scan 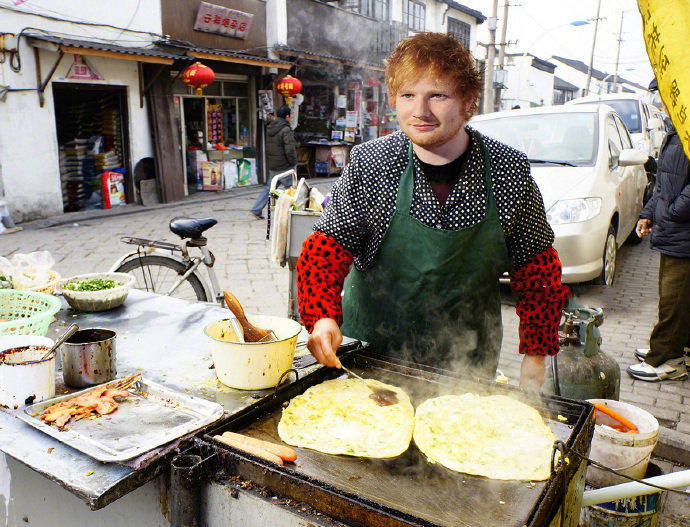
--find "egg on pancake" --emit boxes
[414,393,555,480]
[278,378,414,458]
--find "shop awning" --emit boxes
[27,35,186,65]
[184,47,291,69]
[26,34,292,69]
[275,47,385,72]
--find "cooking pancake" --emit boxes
[414,393,555,480]
[278,378,414,458]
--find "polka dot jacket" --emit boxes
[297,128,571,356]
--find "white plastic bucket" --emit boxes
[586,399,659,488]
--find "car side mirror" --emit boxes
[619,148,648,166]
[647,117,662,131]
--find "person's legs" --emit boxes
[646,254,690,366]
[628,253,690,380]
[250,183,270,218]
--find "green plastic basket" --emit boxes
[0,290,62,336]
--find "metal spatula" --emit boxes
[341,365,399,406]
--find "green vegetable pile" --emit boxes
[64,278,122,292]
[0,275,12,289]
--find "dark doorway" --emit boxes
[52,83,131,212]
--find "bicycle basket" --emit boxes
[0,290,62,336]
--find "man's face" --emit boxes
[395,75,473,154]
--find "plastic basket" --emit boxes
[0,290,62,336]
[21,270,61,295]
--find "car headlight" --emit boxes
[546,198,602,224]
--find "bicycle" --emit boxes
[111,169,298,304]
[110,216,223,304]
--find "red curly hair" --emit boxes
[385,33,482,119]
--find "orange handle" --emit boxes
[593,402,638,433]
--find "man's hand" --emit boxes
[307,318,343,368]
[636,219,652,237]
[519,355,546,391]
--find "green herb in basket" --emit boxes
[64,279,122,292]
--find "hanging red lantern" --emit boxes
[276,75,302,104]
[181,62,215,96]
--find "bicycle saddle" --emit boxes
[169,217,218,239]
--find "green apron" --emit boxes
[341,131,510,378]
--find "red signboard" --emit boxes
[193,2,253,40]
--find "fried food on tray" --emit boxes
[41,374,140,429]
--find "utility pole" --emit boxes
[497,1,510,69]
[613,11,624,93]
[482,0,498,114]
[495,1,511,111]
[585,0,603,96]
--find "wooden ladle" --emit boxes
[223,290,277,343]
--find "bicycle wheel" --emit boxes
[115,255,208,302]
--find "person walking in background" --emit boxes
[628,89,690,382]
[251,105,297,219]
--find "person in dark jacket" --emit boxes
[251,105,297,219]
[628,113,690,381]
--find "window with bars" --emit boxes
[447,17,471,49]
[403,0,425,32]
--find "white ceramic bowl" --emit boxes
[205,315,302,390]
[58,272,134,312]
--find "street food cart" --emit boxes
[0,290,594,526]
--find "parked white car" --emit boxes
[567,93,666,160]
[471,105,648,286]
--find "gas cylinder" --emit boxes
[542,306,620,400]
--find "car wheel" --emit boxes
[594,226,616,286]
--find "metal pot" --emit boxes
[205,315,301,390]
[60,328,116,388]
[0,336,56,408]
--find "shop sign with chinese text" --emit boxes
[193,2,253,40]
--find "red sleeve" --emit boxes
[296,231,354,332]
[509,247,571,356]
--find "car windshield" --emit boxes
[598,100,641,133]
[471,113,598,166]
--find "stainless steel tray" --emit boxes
[18,377,224,462]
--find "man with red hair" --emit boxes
[297,33,570,390]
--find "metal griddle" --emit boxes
[205,349,594,527]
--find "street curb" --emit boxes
[18,186,260,231]
[655,426,690,466]
[18,177,340,231]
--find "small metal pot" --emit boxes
[60,328,116,388]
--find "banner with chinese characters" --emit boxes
[193,2,253,40]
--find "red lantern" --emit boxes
[276,75,302,104]
[181,62,215,96]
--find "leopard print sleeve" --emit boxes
[296,231,354,332]
[509,246,571,356]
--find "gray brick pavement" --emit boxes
[2,180,690,499]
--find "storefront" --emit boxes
[52,83,130,212]
[172,71,257,193]
[275,50,390,176]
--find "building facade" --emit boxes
[1,0,487,222]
